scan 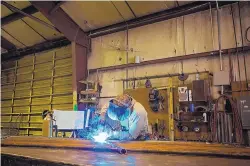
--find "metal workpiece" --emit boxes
[2,136,250,159]
[104,141,127,154]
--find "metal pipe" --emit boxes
[109,143,127,154]
[224,113,229,143]
[216,0,223,71]
[221,113,225,143]
[100,141,127,154]
[1,1,58,32]
[209,2,215,50]
[126,25,129,89]
[238,2,249,90]
[228,114,233,143]
[216,0,224,95]
[89,46,250,74]
[114,71,209,82]
[217,113,221,142]
[231,4,242,92]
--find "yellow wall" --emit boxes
[88,3,250,104]
[1,45,73,136]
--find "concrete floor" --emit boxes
[1,147,250,166]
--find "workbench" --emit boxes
[1,136,250,166]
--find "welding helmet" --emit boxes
[107,94,133,121]
[107,101,131,121]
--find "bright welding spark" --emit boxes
[93,132,109,143]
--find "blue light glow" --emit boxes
[93,132,109,143]
[113,131,118,136]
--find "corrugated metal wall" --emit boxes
[1,46,72,136]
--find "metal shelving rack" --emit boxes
[78,80,99,105]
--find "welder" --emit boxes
[99,94,149,141]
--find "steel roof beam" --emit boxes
[49,1,66,15]
[1,36,16,51]
[1,5,38,26]
[88,1,238,38]
[1,37,70,61]
[2,1,58,32]
[31,1,90,48]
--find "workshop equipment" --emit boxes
[79,80,100,109]
[182,126,189,132]
[192,80,209,101]
[42,110,53,137]
[42,119,53,137]
[237,96,250,145]
[145,79,152,88]
[213,71,230,86]
[188,90,192,101]
[193,126,201,133]
[159,120,166,139]
[178,73,189,81]
[42,110,87,138]
[212,95,243,144]
[203,113,208,123]
[148,88,164,112]
[178,87,189,102]
[85,109,91,128]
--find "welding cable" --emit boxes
[211,95,243,144]
[246,26,250,43]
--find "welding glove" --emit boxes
[119,131,132,141]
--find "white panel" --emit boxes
[53,110,85,130]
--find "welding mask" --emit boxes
[107,101,130,121]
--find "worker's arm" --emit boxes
[100,103,109,122]
[119,104,148,140]
[128,110,147,139]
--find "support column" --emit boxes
[72,42,88,110]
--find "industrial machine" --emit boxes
[238,96,250,145]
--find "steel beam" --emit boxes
[71,42,88,109]
[49,1,66,15]
[31,1,90,48]
[2,1,58,32]
[1,5,38,26]
[1,37,70,61]
[89,46,250,74]
[1,37,16,51]
[88,1,237,38]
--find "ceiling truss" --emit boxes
[1,1,238,61]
